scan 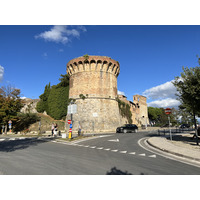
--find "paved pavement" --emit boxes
[1,129,200,163]
[147,133,200,162]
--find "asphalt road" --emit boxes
[0,132,200,175]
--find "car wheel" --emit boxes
[123,129,127,133]
[134,129,138,133]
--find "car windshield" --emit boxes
[125,124,135,127]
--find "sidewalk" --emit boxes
[147,133,200,162]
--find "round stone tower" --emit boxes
[66,55,121,133]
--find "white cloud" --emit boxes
[143,80,178,100]
[147,98,180,108]
[35,25,86,44]
[118,90,126,96]
[0,65,4,82]
[20,97,27,99]
[143,80,181,108]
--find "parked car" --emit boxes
[179,124,190,128]
[116,124,138,133]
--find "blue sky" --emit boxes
[1,25,200,108]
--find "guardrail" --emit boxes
[158,128,195,136]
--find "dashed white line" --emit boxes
[97,147,103,150]
[9,138,16,141]
[0,139,5,141]
[139,153,146,156]
[111,150,118,152]
[90,146,96,149]
[149,155,156,158]
[129,152,136,155]
[119,151,127,154]
[104,148,111,151]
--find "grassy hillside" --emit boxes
[29,113,65,133]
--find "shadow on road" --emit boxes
[0,137,56,152]
[106,167,145,175]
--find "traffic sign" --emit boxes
[69,124,72,129]
[165,108,172,115]
[69,128,72,132]
[68,120,72,124]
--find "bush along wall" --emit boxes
[117,98,132,124]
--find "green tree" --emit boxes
[148,107,163,125]
[0,85,23,133]
[47,86,69,120]
[36,83,51,113]
[36,74,70,120]
[13,113,40,133]
[173,65,200,145]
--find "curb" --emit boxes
[147,137,200,163]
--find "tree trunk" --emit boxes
[5,125,7,135]
[193,111,199,145]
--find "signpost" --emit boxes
[165,108,172,140]
[67,102,77,139]
[8,120,12,133]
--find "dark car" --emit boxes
[180,124,190,128]
[116,124,138,133]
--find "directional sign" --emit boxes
[165,108,172,115]
[67,104,77,114]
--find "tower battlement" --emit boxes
[67,55,120,77]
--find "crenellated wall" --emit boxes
[66,55,121,133]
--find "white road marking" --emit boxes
[9,138,16,141]
[84,145,89,147]
[90,146,96,148]
[139,153,146,156]
[129,152,136,155]
[0,139,5,141]
[19,137,25,140]
[97,147,103,149]
[111,150,118,152]
[108,139,119,142]
[138,137,200,168]
[119,151,127,154]
[149,155,156,158]
[104,148,110,151]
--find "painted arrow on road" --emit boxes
[108,139,119,142]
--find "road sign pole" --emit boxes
[168,116,172,140]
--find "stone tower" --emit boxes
[133,95,149,127]
[66,55,121,133]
